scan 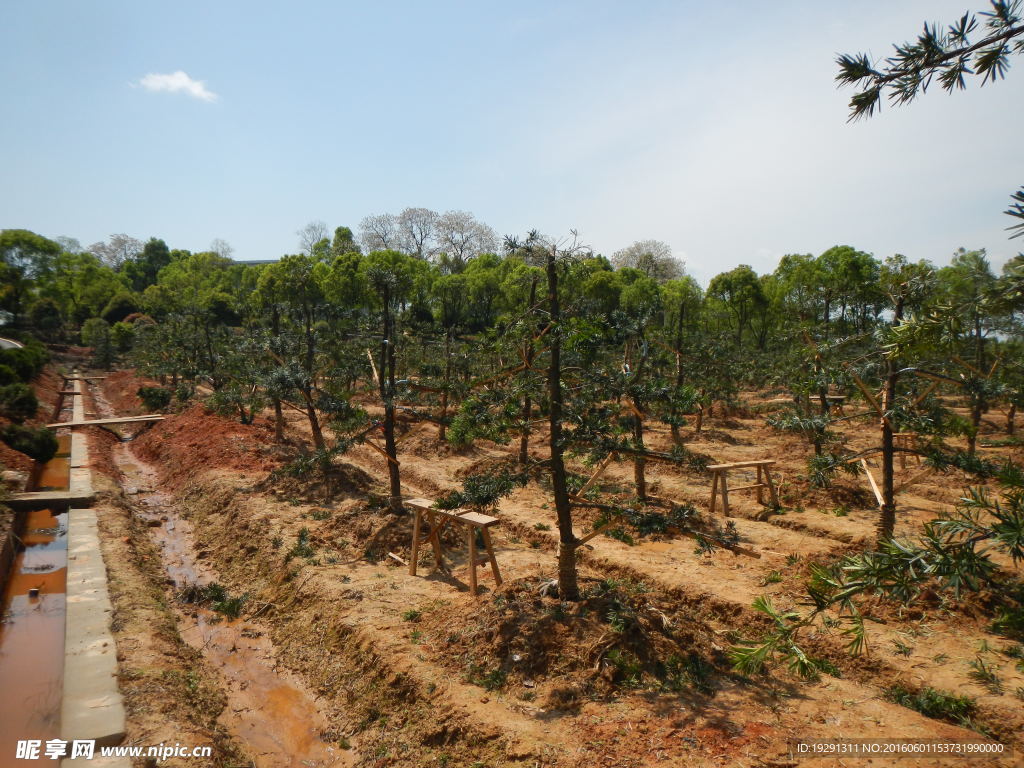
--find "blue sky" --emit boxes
[2,1,1023,286]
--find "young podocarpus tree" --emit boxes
[363,249,418,515]
[545,234,584,601]
[659,276,703,446]
[256,254,331,451]
[613,273,663,501]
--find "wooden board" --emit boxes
[404,497,436,511]
[707,460,775,470]
[46,415,164,428]
[8,490,96,509]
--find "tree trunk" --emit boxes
[274,400,284,442]
[877,297,904,542]
[968,400,982,455]
[383,401,402,512]
[632,410,647,501]
[518,394,532,465]
[306,394,326,451]
[518,276,538,466]
[301,301,324,450]
[438,331,451,442]
[1008,403,1016,435]
[547,246,579,601]
[815,355,828,456]
[271,306,285,442]
[379,288,404,514]
[670,300,686,447]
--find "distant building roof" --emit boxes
[235,259,279,267]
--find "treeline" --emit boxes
[3,223,1023,598]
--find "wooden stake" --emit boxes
[364,438,400,466]
[409,510,422,575]
[911,381,938,408]
[576,519,619,547]
[860,458,884,508]
[366,348,380,386]
[894,466,934,494]
[578,454,616,497]
[952,355,986,378]
[846,367,892,429]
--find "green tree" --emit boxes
[40,251,125,325]
[123,238,172,292]
[330,226,360,256]
[708,264,765,345]
[659,276,703,445]
[27,298,63,341]
[0,229,61,325]
[256,254,332,449]
[433,272,469,442]
[81,317,114,369]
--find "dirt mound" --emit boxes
[398,420,482,459]
[453,454,524,481]
[85,425,122,482]
[99,370,157,415]
[782,478,873,510]
[133,403,282,486]
[258,457,378,505]
[416,574,725,709]
[697,428,747,445]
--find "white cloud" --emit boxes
[138,71,217,102]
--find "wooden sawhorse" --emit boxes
[893,433,921,469]
[406,497,502,596]
[707,460,779,515]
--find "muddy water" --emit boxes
[0,435,72,767]
[110,441,349,767]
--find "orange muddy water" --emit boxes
[112,440,349,767]
[0,435,71,767]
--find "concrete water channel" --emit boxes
[1,373,353,766]
[0,374,122,767]
[0,442,70,764]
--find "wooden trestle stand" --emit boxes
[707,459,779,515]
[406,497,502,597]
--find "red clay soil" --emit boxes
[132,403,283,487]
[0,366,64,475]
[99,370,156,415]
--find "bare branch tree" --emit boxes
[88,234,143,269]
[359,213,399,252]
[611,239,684,282]
[209,238,234,259]
[54,236,84,254]
[296,220,329,256]
[397,207,439,259]
[435,210,498,271]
